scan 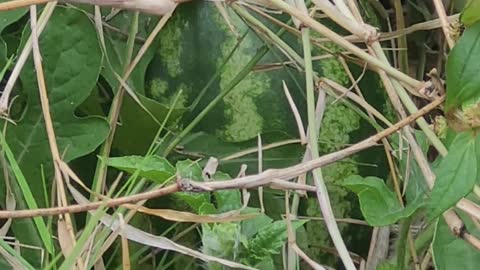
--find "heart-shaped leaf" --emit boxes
[0,7,109,262]
[343,175,423,226]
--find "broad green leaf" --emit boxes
[433,217,480,270]
[240,211,273,239]
[253,258,275,270]
[0,0,27,34]
[104,155,175,183]
[112,94,186,155]
[343,175,423,226]
[174,159,209,213]
[212,172,242,212]
[248,220,306,260]
[198,202,217,215]
[427,132,477,219]
[446,21,480,110]
[0,7,108,260]
[461,0,480,26]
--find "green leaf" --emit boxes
[427,132,477,219]
[212,172,242,212]
[248,220,306,260]
[112,94,186,155]
[173,159,209,213]
[446,21,480,110]
[0,7,108,260]
[0,0,27,34]
[104,155,175,183]
[201,222,243,265]
[433,217,480,270]
[461,0,480,26]
[240,211,273,239]
[343,175,423,226]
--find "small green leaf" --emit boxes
[240,211,273,239]
[446,21,480,110]
[461,0,480,26]
[104,155,175,183]
[433,217,480,270]
[248,220,306,260]
[212,172,242,212]
[427,132,477,219]
[201,222,242,264]
[343,175,423,226]
[174,160,209,213]
[0,0,27,34]
[175,159,203,180]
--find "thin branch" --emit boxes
[0,97,444,219]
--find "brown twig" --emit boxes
[0,0,181,15]
[432,0,455,49]
[0,97,444,219]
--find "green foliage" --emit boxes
[461,0,480,26]
[113,94,187,154]
[433,216,480,270]
[0,0,27,34]
[446,21,480,111]
[1,1,469,269]
[428,132,479,219]
[0,131,53,255]
[343,175,422,226]
[201,222,243,270]
[5,6,109,204]
[173,159,210,212]
[0,7,108,263]
[104,155,175,183]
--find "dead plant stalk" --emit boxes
[0,96,444,219]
